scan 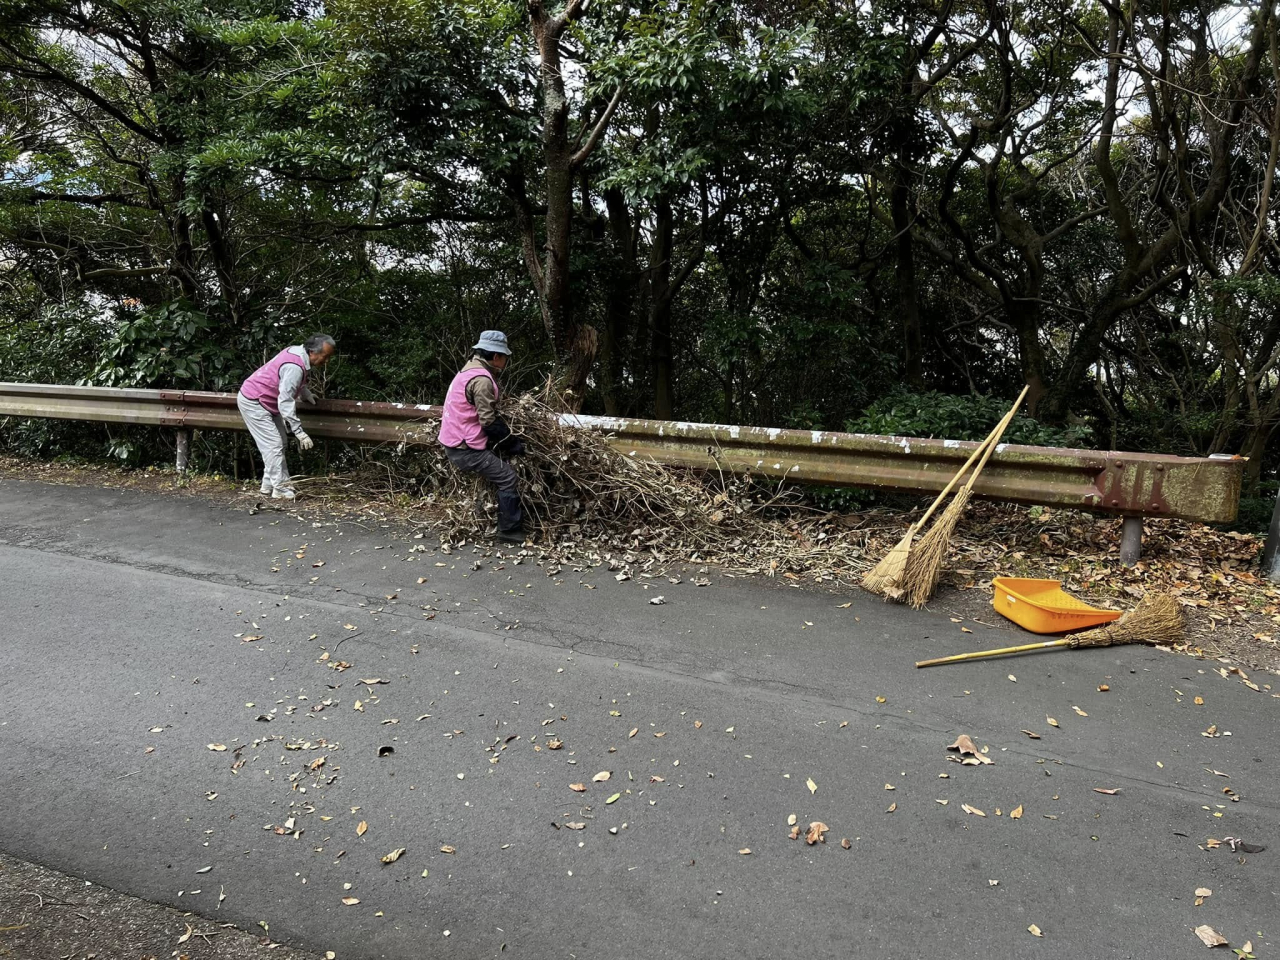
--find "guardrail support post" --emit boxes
[1120,515,1143,566]
[1264,485,1280,582]
[175,430,190,474]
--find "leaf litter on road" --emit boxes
[947,734,994,765]
[805,822,829,845]
[1194,925,1228,948]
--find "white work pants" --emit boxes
[237,392,292,492]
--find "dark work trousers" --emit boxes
[445,445,523,533]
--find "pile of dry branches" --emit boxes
[394,385,873,580]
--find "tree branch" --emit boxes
[570,83,624,168]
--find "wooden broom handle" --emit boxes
[916,637,1069,668]
[915,385,1031,529]
[957,384,1030,496]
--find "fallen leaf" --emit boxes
[841,838,851,849]
[1028,924,1043,938]
[1193,924,1227,948]
[649,596,665,605]
[805,821,829,845]
[936,799,949,805]
[312,561,325,568]
[876,696,887,703]
[947,734,994,764]
[606,793,621,804]
[547,738,563,750]
[359,678,388,685]
[886,802,897,813]
[206,744,227,752]
[1098,684,1110,692]
[380,847,406,864]
[884,783,895,791]
[1195,696,1205,705]
[1195,887,1212,897]
[628,728,638,738]
[806,777,817,795]
[787,814,797,826]
[738,848,752,855]
[1047,716,1059,728]
[178,924,193,944]
[569,783,586,792]
[694,721,703,729]
[341,896,360,906]
[962,804,987,817]
[1008,674,1017,682]
[593,771,611,782]
[1010,805,1023,819]
[1093,788,1121,795]
[1072,706,1088,717]
[356,821,368,837]
[565,822,586,830]
[440,845,456,854]
[961,627,973,633]
[788,825,801,840]
[1021,730,1041,740]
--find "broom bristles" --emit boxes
[1068,594,1184,648]
[899,488,972,609]
[862,528,914,596]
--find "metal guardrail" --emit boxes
[0,382,1243,547]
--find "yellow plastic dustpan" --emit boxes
[991,577,1123,635]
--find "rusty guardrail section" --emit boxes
[0,382,1241,525]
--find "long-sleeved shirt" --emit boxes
[277,346,315,435]
[461,356,500,426]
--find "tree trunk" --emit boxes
[649,197,675,420]
[891,174,924,390]
[523,1,607,408]
[601,186,637,416]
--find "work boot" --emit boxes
[496,528,526,545]
[496,490,523,537]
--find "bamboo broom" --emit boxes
[914,594,1184,668]
[895,386,1030,608]
[862,394,1027,597]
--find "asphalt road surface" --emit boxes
[0,478,1276,960]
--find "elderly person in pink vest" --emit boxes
[237,334,336,500]
[439,330,526,543]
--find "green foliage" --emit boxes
[1228,485,1277,535]
[90,304,238,390]
[848,392,1095,448]
[0,0,1276,501]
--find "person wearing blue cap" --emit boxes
[438,331,526,543]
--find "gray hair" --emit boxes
[304,333,336,355]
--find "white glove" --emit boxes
[296,431,314,451]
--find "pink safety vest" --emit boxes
[438,367,497,450]
[241,348,308,414]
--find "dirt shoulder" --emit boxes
[2,454,1277,673]
[0,853,324,960]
